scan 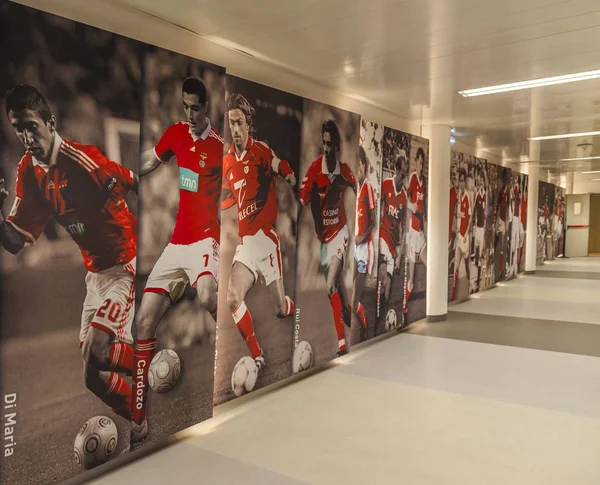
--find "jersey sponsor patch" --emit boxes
[179,167,199,193]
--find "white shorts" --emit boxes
[474,226,484,249]
[497,219,506,234]
[320,225,349,272]
[234,227,282,286]
[511,219,520,246]
[408,227,426,263]
[80,259,136,345]
[145,238,219,302]
[456,233,469,258]
[379,238,395,276]
[354,239,374,275]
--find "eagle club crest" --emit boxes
[199,152,208,168]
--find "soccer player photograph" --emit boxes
[508,173,521,278]
[298,119,357,357]
[495,168,510,282]
[1,83,138,418]
[131,75,224,447]
[472,167,487,292]
[215,77,302,403]
[378,152,408,331]
[452,168,472,301]
[449,163,459,291]
[404,146,428,317]
[295,101,360,365]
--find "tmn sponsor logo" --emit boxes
[180,167,199,193]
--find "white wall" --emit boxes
[571,173,600,195]
[565,194,591,257]
[15,0,421,137]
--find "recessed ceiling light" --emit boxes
[582,171,600,174]
[590,178,600,181]
[458,69,600,97]
[560,156,600,162]
[529,131,600,141]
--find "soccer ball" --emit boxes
[385,309,397,331]
[292,341,314,374]
[74,416,118,469]
[148,349,181,394]
[231,356,258,397]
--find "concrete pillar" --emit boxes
[425,124,451,321]
[525,141,540,273]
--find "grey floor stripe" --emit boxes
[408,311,600,358]
[530,270,600,280]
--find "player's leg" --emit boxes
[227,259,262,365]
[327,253,349,355]
[81,265,136,420]
[352,259,368,329]
[262,233,294,319]
[267,278,294,318]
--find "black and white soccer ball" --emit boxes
[385,309,398,331]
[74,416,118,469]
[292,341,314,374]
[148,349,181,394]
[231,356,258,397]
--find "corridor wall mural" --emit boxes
[0,3,431,483]
[536,181,566,264]
[448,153,528,303]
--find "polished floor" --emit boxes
[81,258,600,485]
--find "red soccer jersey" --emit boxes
[8,134,136,272]
[154,121,223,244]
[521,195,527,225]
[355,178,375,241]
[380,178,407,255]
[221,137,283,238]
[459,191,471,237]
[543,204,549,222]
[299,155,356,244]
[449,185,458,240]
[407,171,425,232]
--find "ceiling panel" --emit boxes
[115,0,600,185]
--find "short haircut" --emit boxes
[182,77,208,104]
[395,153,407,171]
[226,93,255,131]
[359,146,368,168]
[459,168,467,181]
[321,119,341,151]
[416,147,425,162]
[5,84,53,122]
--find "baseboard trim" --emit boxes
[525,270,536,275]
[427,313,448,323]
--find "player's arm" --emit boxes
[220,165,236,212]
[356,186,376,245]
[270,154,296,187]
[139,149,162,177]
[0,180,25,254]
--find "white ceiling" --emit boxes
[116,0,600,185]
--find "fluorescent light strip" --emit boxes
[582,171,600,174]
[459,69,600,97]
[560,156,600,162]
[529,131,600,141]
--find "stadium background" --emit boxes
[0,3,141,483]
[135,46,226,446]
[214,75,302,405]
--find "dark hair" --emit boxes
[395,153,407,171]
[459,168,467,181]
[321,119,341,151]
[182,77,207,104]
[359,146,368,168]
[5,84,53,122]
[416,147,425,162]
[226,93,255,132]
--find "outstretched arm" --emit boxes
[140,149,162,177]
[0,179,25,254]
